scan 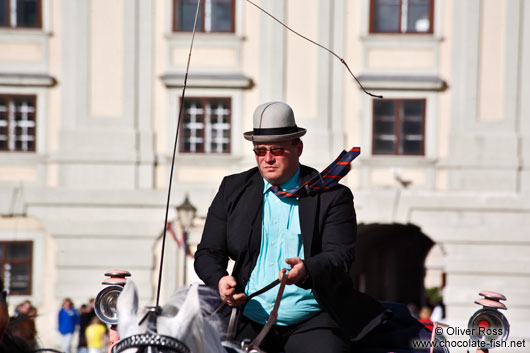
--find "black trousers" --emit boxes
[235,311,350,353]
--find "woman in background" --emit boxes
[85,316,108,353]
[58,298,79,353]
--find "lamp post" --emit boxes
[176,194,196,285]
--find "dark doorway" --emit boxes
[350,223,434,308]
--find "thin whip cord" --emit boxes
[245,0,383,99]
[155,0,202,308]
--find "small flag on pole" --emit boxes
[167,222,193,257]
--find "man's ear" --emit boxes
[297,140,303,157]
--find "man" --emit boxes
[194,102,386,353]
[78,298,96,353]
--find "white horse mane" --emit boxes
[117,281,231,353]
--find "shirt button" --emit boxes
[269,304,273,308]
[270,262,274,266]
[271,241,276,245]
[273,220,277,224]
[276,200,279,203]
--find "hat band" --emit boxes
[253,126,298,136]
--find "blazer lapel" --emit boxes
[244,172,264,257]
[299,165,319,258]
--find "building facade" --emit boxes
[0,0,528,349]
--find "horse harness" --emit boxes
[222,270,289,353]
[111,275,287,353]
[112,306,190,353]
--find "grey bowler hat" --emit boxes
[243,102,306,142]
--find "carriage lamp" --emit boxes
[95,270,131,325]
[176,194,196,285]
[176,194,196,231]
[468,291,509,352]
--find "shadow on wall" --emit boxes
[350,223,434,308]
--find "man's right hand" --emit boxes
[218,275,246,306]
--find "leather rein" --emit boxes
[212,270,289,353]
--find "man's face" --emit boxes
[254,139,303,185]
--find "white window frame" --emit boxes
[369,0,434,34]
[0,94,37,152]
[165,88,244,165]
[361,90,438,159]
[179,97,232,154]
[172,0,235,33]
[1,0,42,29]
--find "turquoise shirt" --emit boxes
[243,168,320,325]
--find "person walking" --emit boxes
[58,298,79,353]
[77,299,95,353]
[85,316,108,353]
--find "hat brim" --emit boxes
[243,128,306,142]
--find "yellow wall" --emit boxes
[89,0,124,117]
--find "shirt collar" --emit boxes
[263,167,300,194]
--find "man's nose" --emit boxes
[264,150,275,162]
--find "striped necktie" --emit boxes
[269,147,360,198]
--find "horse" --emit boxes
[115,281,247,353]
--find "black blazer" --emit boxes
[194,165,386,340]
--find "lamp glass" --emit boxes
[178,210,194,229]
[176,196,196,229]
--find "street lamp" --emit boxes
[176,194,196,230]
[176,194,196,285]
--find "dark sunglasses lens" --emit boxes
[253,147,286,156]
[254,148,267,156]
[270,148,285,156]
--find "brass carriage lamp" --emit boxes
[468,291,509,353]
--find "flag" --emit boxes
[166,222,193,257]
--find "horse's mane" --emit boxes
[8,314,37,349]
[117,281,228,353]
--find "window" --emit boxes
[372,99,425,155]
[0,241,33,295]
[173,0,234,33]
[179,97,231,153]
[370,0,433,34]
[0,95,37,152]
[0,0,42,28]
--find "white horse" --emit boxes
[116,281,245,353]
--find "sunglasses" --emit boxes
[253,144,296,157]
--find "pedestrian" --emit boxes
[9,300,38,349]
[85,316,108,353]
[13,300,32,317]
[77,299,95,353]
[194,102,386,353]
[58,298,79,353]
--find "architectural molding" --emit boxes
[357,74,447,91]
[160,73,253,89]
[0,73,56,87]
[360,156,438,167]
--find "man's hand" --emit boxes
[218,275,246,306]
[284,257,308,285]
